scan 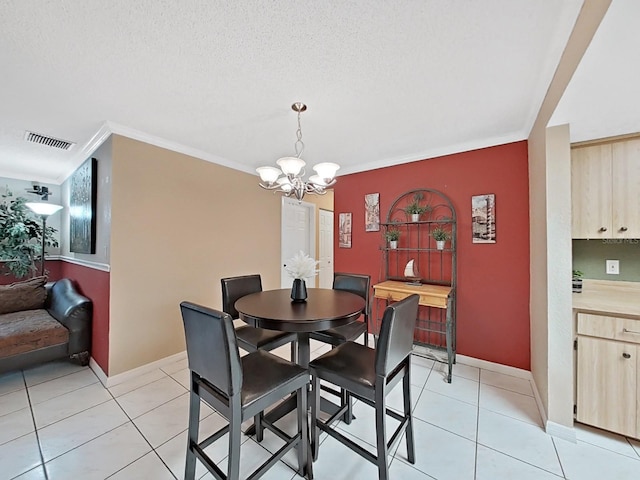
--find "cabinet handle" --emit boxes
[599,227,608,232]
[619,226,628,232]
[622,353,631,359]
[622,328,640,335]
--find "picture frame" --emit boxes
[471,194,496,243]
[70,157,98,253]
[339,212,352,248]
[364,193,380,232]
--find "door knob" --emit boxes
[620,226,628,232]
[599,227,607,232]
[623,352,631,359]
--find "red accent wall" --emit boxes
[334,141,530,370]
[54,261,110,374]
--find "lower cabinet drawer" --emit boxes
[577,313,640,345]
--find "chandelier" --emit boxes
[257,102,339,202]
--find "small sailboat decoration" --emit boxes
[404,259,421,285]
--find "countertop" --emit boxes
[573,279,640,317]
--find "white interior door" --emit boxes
[318,209,334,288]
[281,197,316,288]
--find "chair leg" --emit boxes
[228,401,242,480]
[297,384,312,479]
[341,389,353,424]
[255,411,264,442]
[310,374,320,461]
[403,368,415,464]
[290,340,297,363]
[185,384,201,480]
[374,384,389,480]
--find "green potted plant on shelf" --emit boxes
[403,193,430,222]
[384,228,400,249]
[572,269,584,293]
[431,225,450,250]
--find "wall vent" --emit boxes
[24,131,75,150]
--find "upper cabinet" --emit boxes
[572,137,640,239]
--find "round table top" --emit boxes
[235,288,365,333]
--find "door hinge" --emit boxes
[574,339,578,351]
[574,404,577,415]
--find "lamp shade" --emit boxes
[256,166,281,184]
[312,162,340,181]
[308,175,327,187]
[26,202,63,216]
[276,177,293,193]
[276,157,305,176]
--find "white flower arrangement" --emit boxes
[285,251,320,280]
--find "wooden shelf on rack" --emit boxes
[373,280,451,309]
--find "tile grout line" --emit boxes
[107,377,179,479]
[22,370,49,480]
[550,436,568,479]
[473,369,481,480]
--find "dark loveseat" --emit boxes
[0,276,92,375]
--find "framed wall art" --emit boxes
[364,193,380,232]
[339,212,352,248]
[70,157,98,253]
[471,194,496,243]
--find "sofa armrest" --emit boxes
[46,279,93,355]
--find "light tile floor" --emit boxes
[2,339,640,480]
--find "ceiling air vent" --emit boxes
[24,131,75,151]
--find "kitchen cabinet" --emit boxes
[575,312,640,438]
[571,137,640,239]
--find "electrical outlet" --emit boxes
[606,259,619,275]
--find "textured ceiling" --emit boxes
[0,0,609,184]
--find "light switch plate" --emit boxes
[606,259,620,275]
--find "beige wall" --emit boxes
[108,135,282,375]
[529,1,611,431]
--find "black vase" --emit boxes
[291,278,307,302]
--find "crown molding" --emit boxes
[339,130,527,176]
[106,121,255,175]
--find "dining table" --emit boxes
[235,287,366,433]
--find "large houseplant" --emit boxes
[0,189,59,278]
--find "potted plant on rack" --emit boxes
[431,225,450,250]
[385,228,400,249]
[572,269,584,293]
[403,193,430,222]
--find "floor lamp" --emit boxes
[25,202,63,276]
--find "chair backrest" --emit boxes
[333,272,371,316]
[221,274,263,319]
[375,294,419,376]
[180,301,242,397]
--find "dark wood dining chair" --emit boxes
[310,272,371,347]
[309,294,419,480]
[309,272,371,422]
[221,274,297,361]
[180,301,312,480]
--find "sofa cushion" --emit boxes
[0,276,47,315]
[0,309,69,359]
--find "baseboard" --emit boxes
[456,354,576,441]
[89,357,108,386]
[455,354,532,379]
[546,420,577,443]
[91,351,187,388]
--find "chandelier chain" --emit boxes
[294,110,305,157]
